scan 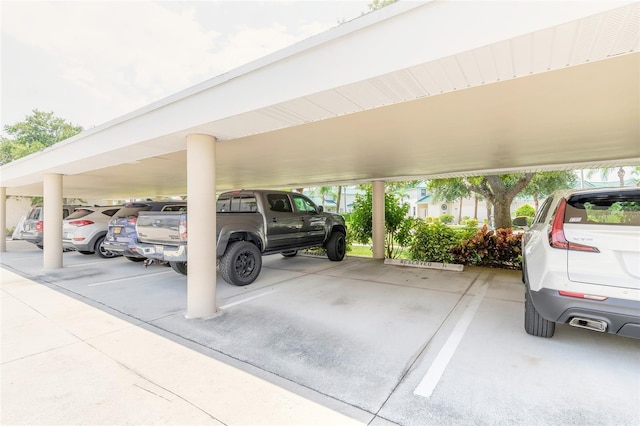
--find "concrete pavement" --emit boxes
[2,239,639,425]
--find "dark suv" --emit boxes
[103,201,187,261]
[19,205,85,249]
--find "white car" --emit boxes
[62,206,123,258]
[515,187,640,339]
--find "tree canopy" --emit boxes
[428,171,576,229]
[1,110,83,165]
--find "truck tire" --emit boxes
[220,241,262,286]
[524,287,555,338]
[170,261,188,275]
[281,250,298,258]
[326,231,346,261]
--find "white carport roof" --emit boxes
[1,1,639,199]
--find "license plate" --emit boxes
[64,232,73,239]
[155,245,164,255]
[114,227,122,234]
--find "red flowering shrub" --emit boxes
[452,225,522,269]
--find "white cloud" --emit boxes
[1,0,369,128]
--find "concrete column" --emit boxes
[186,134,217,318]
[0,187,6,253]
[372,180,385,259]
[43,173,63,269]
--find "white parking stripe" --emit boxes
[88,271,175,287]
[219,289,278,309]
[414,279,490,398]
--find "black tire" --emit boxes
[170,261,188,275]
[78,250,94,255]
[219,241,262,286]
[281,250,298,258]
[95,235,118,259]
[326,232,346,261]
[524,287,555,338]
[126,256,145,262]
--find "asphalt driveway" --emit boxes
[2,240,639,425]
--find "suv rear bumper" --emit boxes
[102,241,141,258]
[530,287,640,338]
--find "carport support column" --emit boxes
[186,134,217,318]
[0,187,6,252]
[372,180,385,260]
[43,173,63,269]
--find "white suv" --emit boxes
[62,206,123,258]
[515,187,640,339]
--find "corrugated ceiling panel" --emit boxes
[491,40,514,80]
[277,98,333,122]
[438,56,468,90]
[472,46,498,84]
[550,22,578,69]
[591,8,626,58]
[454,50,484,87]
[532,28,554,73]
[409,64,440,95]
[570,15,600,64]
[305,90,363,115]
[511,34,533,77]
[371,70,428,102]
[612,5,640,54]
[336,81,391,110]
[421,61,454,93]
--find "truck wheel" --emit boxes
[281,250,298,258]
[96,236,118,259]
[220,241,262,286]
[170,261,188,275]
[524,287,555,338]
[326,232,346,261]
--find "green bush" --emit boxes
[439,214,454,224]
[515,204,535,218]
[409,221,459,263]
[452,225,522,269]
[464,218,479,228]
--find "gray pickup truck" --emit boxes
[134,189,347,286]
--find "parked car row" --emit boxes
[18,201,187,259]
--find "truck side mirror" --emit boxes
[316,205,324,213]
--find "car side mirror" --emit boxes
[316,205,324,213]
[513,216,529,228]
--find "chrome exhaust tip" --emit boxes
[569,317,607,333]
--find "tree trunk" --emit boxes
[474,195,478,219]
[494,200,513,230]
[458,197,463,224]
[533,193,539,210]
[336,186,342,214]
[485,199,493,227]
[618,167,625,187]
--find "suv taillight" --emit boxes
[179,218,187,240]
[69,220,94,227]
[549,198,599,252]
[36,221,43,232]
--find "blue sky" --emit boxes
[1,0,370,133]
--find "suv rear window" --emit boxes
[66,209,93,220]
[566,191,640,226]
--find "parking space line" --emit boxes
[88,271,175,287]
[219,289,278,310]
[414,279,490,399]
[67,260,116,268]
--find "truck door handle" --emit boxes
[272,217,278,222]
